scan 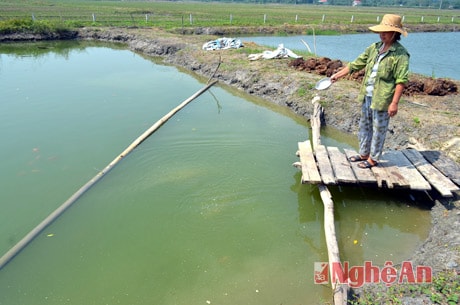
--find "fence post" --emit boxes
[189,13,193,25]
[351,15,354,23]
[377,16,380,22]
[402,15,405,22]
[264,14,267,24]
[322,14,325,23]
[295,14,298,22]
[421,16,424,22]
[230,14,233,24]
[92,13,96,23]
[32,14,36,21]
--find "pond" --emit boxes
[240,32,460,80]
[0,41,431,305]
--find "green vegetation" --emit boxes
[235,46,265,55]
[349,270,460,305]
[0,18,73,35]
[0,0,458,33]
[297,86,307,96]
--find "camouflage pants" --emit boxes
[358,96,390,161]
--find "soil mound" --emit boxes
[288,57,458,96]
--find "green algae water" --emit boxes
[0,41,431,305]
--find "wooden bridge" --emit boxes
[295,140,460,197]
[296,97,459,305]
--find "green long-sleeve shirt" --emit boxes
[347,41,410,111]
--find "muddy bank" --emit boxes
[2,26,459,302]
[174,23,459,36]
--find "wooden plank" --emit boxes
[379,150,416,189]
[420,150,460,186]
[315,145,337,185]
[298,141,322,184]
[403,149,460,197]
[380,151,427,189]
[326,147,357,183]
[379,151,409,188]
[370,158,393,188]
[368,151,421,189]
[343,149,377,184]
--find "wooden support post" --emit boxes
[310,96,348,305]
[310,95,322,147]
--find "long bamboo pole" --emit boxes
[0,80,218,271]
[310,98,348,305]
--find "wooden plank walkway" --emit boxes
[296,140,460,197]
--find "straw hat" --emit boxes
[369,14,408,37]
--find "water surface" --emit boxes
[0,41,431,305]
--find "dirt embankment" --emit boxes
[2,26,459,302]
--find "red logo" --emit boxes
[314,262,329,284]
[314,261,432,288]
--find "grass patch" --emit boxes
[297,86,307,97]
[350,270,460,305]
[235,46,265,55]
[0,18,72,35]
[305,28,340,36]
[0,0,458,31]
